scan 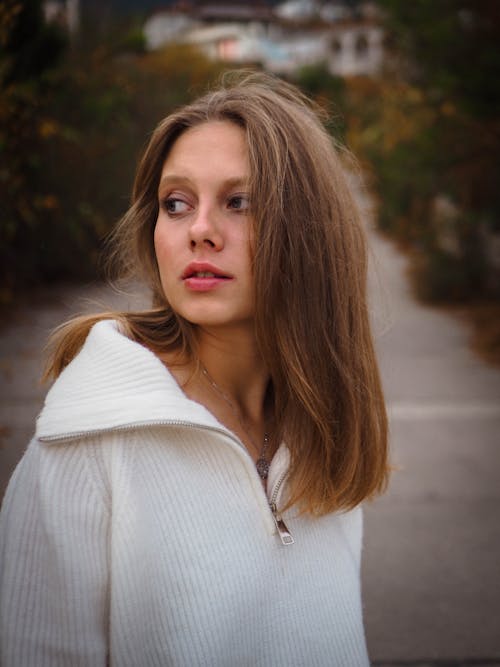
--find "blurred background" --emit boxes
[1,0,499,348]
[1,1,500,664]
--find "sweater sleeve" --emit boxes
[0,437,111,666]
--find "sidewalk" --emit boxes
[363,225,500,663]
[1,225,500,663]
[0,283,148,495]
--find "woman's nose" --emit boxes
[189,206,224,250]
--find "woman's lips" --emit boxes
[182,263,233,291]
[184,275,232,291]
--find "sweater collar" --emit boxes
[36,319,223,443]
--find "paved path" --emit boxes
[1,216,499,664]
[361,194,500,663]
[0,283,148,494]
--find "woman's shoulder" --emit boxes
[36,319,177,443]
[43,317,164,406]
[35,318,220,446]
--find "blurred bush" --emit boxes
[3,0,499,313]
[0,0,224,304]
[354,1,500,303]
[294,62,346,140]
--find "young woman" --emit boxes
[0,72,388,666]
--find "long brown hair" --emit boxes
[46,71,389,515]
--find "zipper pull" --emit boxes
[270,503,294,545]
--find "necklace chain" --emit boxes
[200,363,271,480]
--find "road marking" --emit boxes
[387,401,500,420]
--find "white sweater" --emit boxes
[0,320,370,666]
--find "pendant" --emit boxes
[256,457,270,480]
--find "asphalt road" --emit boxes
[1,216,499,665]
[362,209,500,664]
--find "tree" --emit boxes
[367,0,500,300]
[1,0,66,85]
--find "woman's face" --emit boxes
[154,121,255,332]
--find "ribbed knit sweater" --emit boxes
[0,319,370,666]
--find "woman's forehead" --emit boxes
[160,121,249,185]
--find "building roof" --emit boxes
[171,0,274,21]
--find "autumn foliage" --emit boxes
[0,0,224,304]
[1,0,499,312]
[360,1,500,302]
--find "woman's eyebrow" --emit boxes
[158,174,192,193]
[158,175,249,193]
[222,177,249,190]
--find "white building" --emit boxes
[144,13,198,50]
[44,0,80,34]
[274,0,319,21]
[184,23,267,62]
[143,1,385,78]
[328,22,384,77]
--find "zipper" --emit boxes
[38,419,241,446]
[40,418,294,544]
[269,471,294,545]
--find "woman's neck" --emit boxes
[163,324,274,469]
[196,326,269,424]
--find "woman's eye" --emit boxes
[163,197,190,215]
[228,195,250,212]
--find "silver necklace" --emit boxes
[200,364,271,480]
